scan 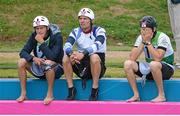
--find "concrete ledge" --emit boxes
[0,78,180,101]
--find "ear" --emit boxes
[153,27,156,32]
[47,26,49,30]
[91,18,94,22]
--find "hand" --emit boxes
[141,28,153,42]
[33,57,45,65]
[70,52,84,64]
[69,53,76,64]
[74,52,84,63]
[35,34,45,44]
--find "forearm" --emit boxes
[129,44,144,61]
[64,36,75,56]
[147,45,163,61]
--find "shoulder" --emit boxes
[49,24,61,35]
[136,34,142,41]
[28,32,36,40]
[158,32,170,41]
[134,34,142,46]
[156,32,172,47]
[159,32,169,38]
[69,27,82,38]
[71,27,81,33]
[92,26,106,37]
[93,26,106,33]
[137,34,142,39]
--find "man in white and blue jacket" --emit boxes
[16,16,64,105]
[63,8,107,101]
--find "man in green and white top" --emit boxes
[124,16,174,102]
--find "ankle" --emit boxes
[133,93,139,98]
[91,88,98,95]
[45,94,53,98]
[158,95,165,99]
[89,88,99,101]
[66,87,76,100]
[68,87,75,92]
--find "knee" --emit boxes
[124,60,134,71]
[90,54,101,65]
[17,58,28,69]
[149,61,161,71]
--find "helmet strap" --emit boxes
[90,20,93,31]
[152,30,157,38]
[44,28,50,40]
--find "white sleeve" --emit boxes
[134,35,142,47]
[158,34,169,48]
[96,27,106,37]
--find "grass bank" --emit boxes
[0,0,174,51]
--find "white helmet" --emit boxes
[33,16,49,27]
[78,8,95,20]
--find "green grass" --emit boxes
[107,45,132,51]
[0,0,179,78]
[0,0,174,51]
[1,63,180,78]
[1,51,180,78]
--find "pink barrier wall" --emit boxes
[0,100,180,115]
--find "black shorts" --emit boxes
[135,61,174,80]
[72,53,106,80]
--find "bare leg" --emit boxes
[43,69,55,105]
[16,58,29,102]
[88,54,101,101]
[150,61,166,102]
[63,55,74,88]
[124,60,140,102]
[63,55,77,100]
[90,54,101,89]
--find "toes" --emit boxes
[16,96,27,103]
[43,97,54,105]
[126,97,140,102]
[151,97,166,103]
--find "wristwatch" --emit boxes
[142,41,151,45]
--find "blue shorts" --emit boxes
[30,62,64,79]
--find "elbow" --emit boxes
[19,52,22,57]
[129,54,137,61]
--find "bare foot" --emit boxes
[43,97,54,105]
[126,96,140,102]
[151,96,166,103]
[16,96,28,103]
